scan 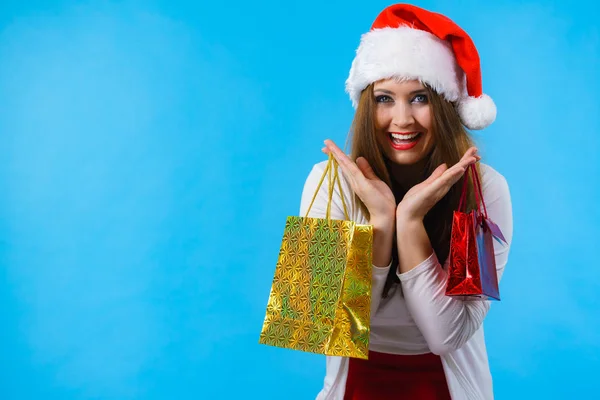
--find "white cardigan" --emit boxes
[298,160,513,400]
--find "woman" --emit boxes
[299,4,513,400]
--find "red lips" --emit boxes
[388,132,423,151]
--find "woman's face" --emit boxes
[373,79,435,166]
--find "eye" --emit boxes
[412,94,428,103]
[375,95,393,103]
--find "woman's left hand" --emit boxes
[396,147,481,222]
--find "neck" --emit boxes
[388,157,429,192]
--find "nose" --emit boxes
[391,102,415,129]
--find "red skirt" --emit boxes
[344,351,451,400]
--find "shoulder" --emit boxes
[479,163,507,185]
[300,159,360,221]
[302,160,331,189]
[478,163,510,203]
[309,160,330,175]
[315,160,329,169]
[304,159,352,188]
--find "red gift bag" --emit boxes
[445,164,507,300]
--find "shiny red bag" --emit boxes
[445,164,507,300]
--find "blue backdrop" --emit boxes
[1,0,598,399]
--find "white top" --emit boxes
[299,160,514,400]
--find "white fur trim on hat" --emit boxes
[345,26,467,108]
[457,94,497,130]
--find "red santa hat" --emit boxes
[346,4,496,130]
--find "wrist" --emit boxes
[369,214,395,269]
[369,213,395,230]
[396,215,424,236]
[395,211,422,227]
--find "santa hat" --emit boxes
[346,4,496,130]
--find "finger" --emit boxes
[454,148,477,166]
[324,139,349,161]
[424,163,448,183]
[356,157,378,180]
[460,147,477,161]
[432,148,477,180]
[324,139,364,181]
[457,157,477,170]
[412,166,465,207]
[432,164,468,192]
[466,147,479,162]
[417,163,447,189]
[422,150,477,199]
[447,153,477,175]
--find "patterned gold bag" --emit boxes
[259,154,373,359]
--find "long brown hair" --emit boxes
[346,83,482,297]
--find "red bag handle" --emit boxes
[458,164,488,218]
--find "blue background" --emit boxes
[0,0,598,399]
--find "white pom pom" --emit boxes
[457,94,497,130]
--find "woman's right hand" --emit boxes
[323,139,395,267]
[323,139,396,227]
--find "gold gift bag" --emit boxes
[259,154,373,359]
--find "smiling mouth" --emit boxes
[390,132,422,144]
[387,132,423,151]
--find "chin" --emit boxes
[379,132,434,166]
[385,152,428,166]
[381,142,434,166]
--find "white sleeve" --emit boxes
[299,161,392,318]
[396,166,514,355]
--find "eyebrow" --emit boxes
[374,88,427,95]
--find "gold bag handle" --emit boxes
[304,153,350,221]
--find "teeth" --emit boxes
[391,132,420,140]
